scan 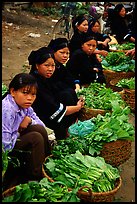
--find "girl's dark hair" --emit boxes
[9,73,38,91]
[2,73,38,99]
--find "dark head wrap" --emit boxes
[81,33,97,45]
[72,15,88,30]
[114,3,124,14]
[28,47,54,66]
[48,38,69,52]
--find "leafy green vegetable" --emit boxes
[2,178,80,202]
[77,82,126,110]
[2,83,8,96]
[101,52,135,72]
[116,77,135,89]
[44,151,120,192]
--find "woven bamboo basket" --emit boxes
[103,70,135,87]
[122,89,135,112]
[42,155,55,182]
[78,107,107,121]
[109,78,124,92]
[77,177,122,202]
[100,140,132,167]
[2,186,16,199]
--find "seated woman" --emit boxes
[48,37,80,92]
[67,33,106,87]
[69,14,89,57]
[109,3,135,44]
[28,47,84,140]
[69,14,108,61]
[87,19,111,51]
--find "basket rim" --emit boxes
[103,69,135,74]
[42,155,54,183]
[2,186,16,198]
[78,176,122,197]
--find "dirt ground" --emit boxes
[2,8,135,202]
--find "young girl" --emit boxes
[2,73,51,181]
[28,46,84,140]
[67,33,106,86]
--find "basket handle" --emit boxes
[77,185,92,197]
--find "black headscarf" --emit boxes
[72,15,88,31]
[28,47,54,73]
[28,47,54,66]
[48,38,69,52]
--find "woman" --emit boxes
[69,14,108,59]
[87,19,111,51]
[2,73,51,181]
[48,37,80,92]
[67,33,106,86]
[69,14,89,56]
[109,3,135,44]
[28,47,84,140]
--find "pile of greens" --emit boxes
[116,77,135,90]
[52,103,134,157]
[2,178,80,202]
[2,83,8,96]
[110,42,135,50]
[77,82,126,110]
[44,151,120,192]
[101,52,135,72]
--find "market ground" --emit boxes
[2,8,135,202]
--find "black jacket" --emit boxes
[67,49,106,85]
[30,67,78,139]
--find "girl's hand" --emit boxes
[18,116,32,132]
[75,84,81,93]
[100,50,108,56]
[77,98,85,109]
[93,67,99,72]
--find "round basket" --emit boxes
[110,78,124,92]
[77,177,122,202]
[78,107,107,121]
[42,155,54,182]
[103,70,135,86]
[119,88,135,112]
[2,186,16,199]
[100,140,132,167]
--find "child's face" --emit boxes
[36,57,55,78]
[10,86,37,108]
[77,20,89,33]
[91,22,100,33]
[54,47,70,64]
[82,39,97,55]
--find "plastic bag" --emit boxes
[68,119,95,138]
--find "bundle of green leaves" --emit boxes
[52,103,134,157]
[77,82,126,110]
[2,178,80,202]
[2,83,8,96]
[101,52,135,72]
[116,77,135,90]
[44,151,120,192]
[110,42,135,51]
